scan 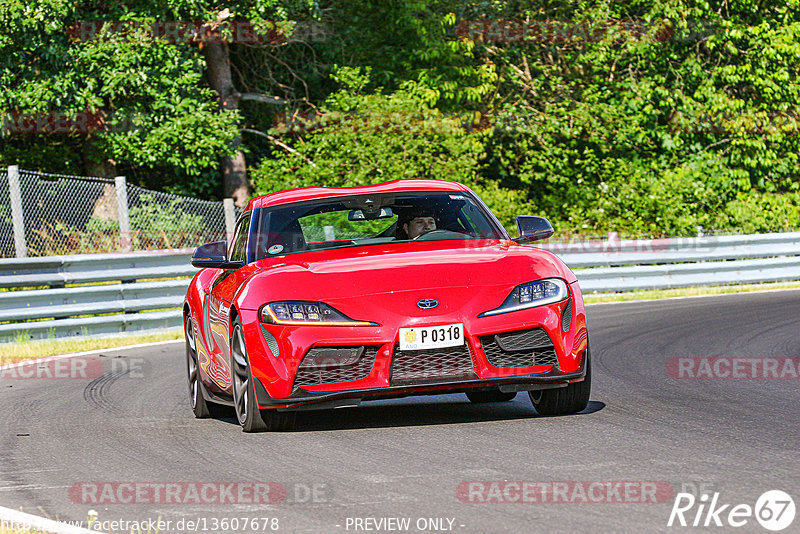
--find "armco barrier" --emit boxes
[1,232,799,342]
[552,231,800,291]
[0,250,193,342]
[546,231,800,266]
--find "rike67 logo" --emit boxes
[668,490,795,531]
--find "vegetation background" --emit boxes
[2,0,799,237]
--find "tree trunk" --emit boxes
[83,138,117,178]
[201,41,251,207]
[83,139,120,220]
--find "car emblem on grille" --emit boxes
[417,299,439,309]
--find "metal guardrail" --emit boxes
[0,250,192,342]
[1,232,799,342]
[549,231,800,292]
[546,231,800,266]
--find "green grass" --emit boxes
[0,331,182,365]
[584,281,800,303]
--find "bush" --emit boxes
[26,195,207,255]
[128,194,205,249]
[722,192,800,234]
[251,67,530,231]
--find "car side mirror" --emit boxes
[191,241,242,269]
[512,216,554,244]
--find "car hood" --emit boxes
[237,239,575,317]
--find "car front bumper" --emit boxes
[253,349,589,411]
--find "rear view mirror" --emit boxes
[192,241,242,269]
[512,216,554,244]
[348,207,394,221]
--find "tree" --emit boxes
[0,0,296,203]
[251,66,532,230]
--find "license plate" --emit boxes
[399,323,464,351]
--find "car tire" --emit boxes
[529,351,591,416]
[185,312,227,418]
[230,319,296,432]
[465,389,517,403]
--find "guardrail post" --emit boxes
[8,165,27,258]
[223,198,236,244]
[115,176,132,252]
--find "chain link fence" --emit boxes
[125,183,232,251]
[0,167,11,257]
[0,166,236,257]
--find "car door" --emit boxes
[204,211,252,390]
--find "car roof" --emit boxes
[245,179,471,211]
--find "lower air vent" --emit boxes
[293,346,378,391]
[480,328,559,370]
[391,344,477,385]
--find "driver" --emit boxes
[401,211,437,240]
[405,215,436,239]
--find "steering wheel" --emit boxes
[412,229,461,241]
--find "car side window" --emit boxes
[229,212,252,263]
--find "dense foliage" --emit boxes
[2,0,800,235]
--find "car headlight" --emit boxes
[260,301,377,326]
[479,278,568,317]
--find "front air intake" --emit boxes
[479,328,559,370]
[390,344,477,385]
[292,346,378,391]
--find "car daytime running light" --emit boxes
[479,278,568,317]
[260,301,376,326]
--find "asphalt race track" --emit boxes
[2,290,798,533]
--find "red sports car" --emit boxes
[184,179,590,431]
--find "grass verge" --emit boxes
[584,281,800,304]
[0,331,182,365]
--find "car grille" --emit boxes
[292,346,378,391]
[390,344,478,385]
[480,328,559,370]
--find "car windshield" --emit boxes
[253,191,504,259]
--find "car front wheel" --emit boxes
[230,318,295,432]
[529,351,591,416]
